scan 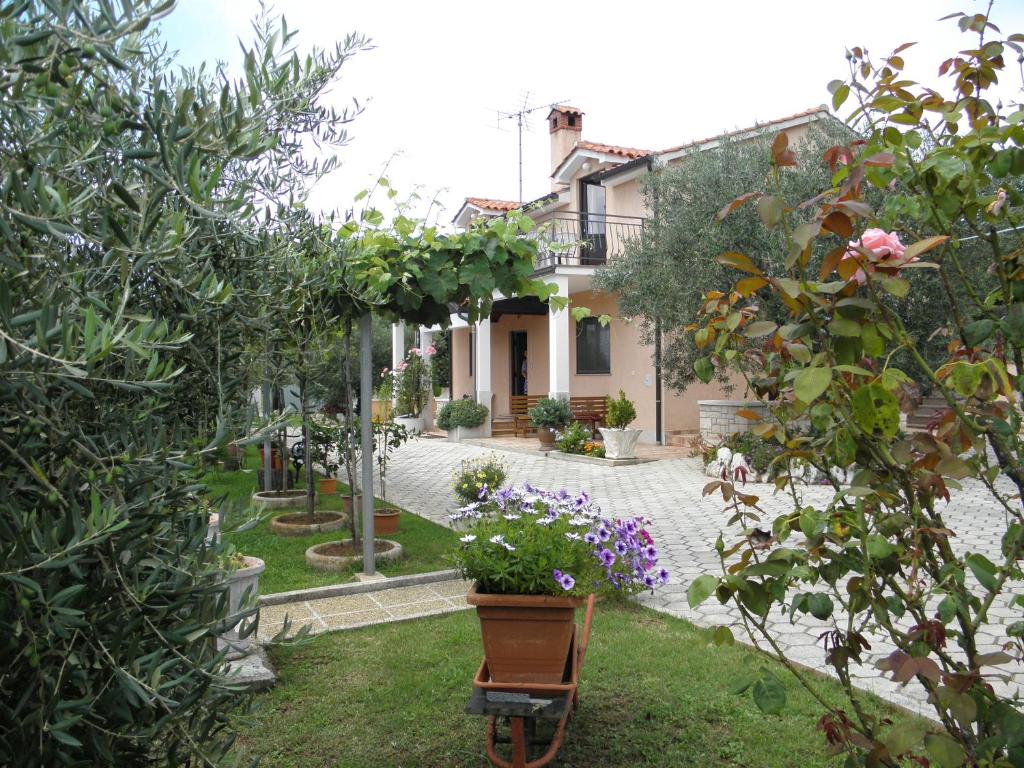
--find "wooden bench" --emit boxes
[569,396,608,435]
[510,395,610,438]
[511,395,544,437]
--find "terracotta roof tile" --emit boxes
[464,197,520,212]
[660,106,830,154]
[577,140,651,159]
[551,105,584,115]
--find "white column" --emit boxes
[390,321,405,412]
[548,275,571,400]
[475,317,492,436]
[419,326,435,430]
[391,321,405,371]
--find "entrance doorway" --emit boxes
[510,331,528,397]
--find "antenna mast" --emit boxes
[499,93,569,204]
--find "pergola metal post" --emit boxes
[360,313,376,575]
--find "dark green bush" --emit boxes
[437,399,489,430]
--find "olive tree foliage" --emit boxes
[595,123,851,392]
[0,1,366,764]
[688,10,1024,767]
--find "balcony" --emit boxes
[532,211,645,269]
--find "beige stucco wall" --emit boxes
[451,327,473,401]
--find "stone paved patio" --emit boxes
[382,437,1022,717]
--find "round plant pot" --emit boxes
[395,415,425,434]
[251,489,306,510]
[341,493,363,515]
[305,539,404,571]
[269,511,347,537]
[598,427,643,460]
[318,477,338,495]
[374,507,401,535]
[220,556,265,658]
[466,583,583,684]
[536,427,557,450]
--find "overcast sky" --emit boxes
[159,1,1024,225]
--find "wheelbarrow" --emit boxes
[465,594,595,768]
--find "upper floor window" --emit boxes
[576,317,610,374]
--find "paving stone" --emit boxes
[305,593,380,618]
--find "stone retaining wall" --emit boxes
[698,400,770,444]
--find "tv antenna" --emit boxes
[499,93,570,204]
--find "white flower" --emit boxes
[459,534,476,543]
[489,534,506,545]
[503,513,521,521]
[535,517,554,526]
[565,532,581,541]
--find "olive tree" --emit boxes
[0,2,366,763]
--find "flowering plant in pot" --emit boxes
[393,347,431,433]
[450,483,667,683]
[527,397,572,449]
[451,453,507,505]
[598,390,642,459]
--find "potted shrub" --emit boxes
[436,398,489,441]
[451,484,667,683]
[598,390,642,459]
[372,420,410,534]
[451,454,507,505]
[527,397,572,449]
[392,348,430,433]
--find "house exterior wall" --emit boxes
[451,326,473,401]
[488,314,550,416]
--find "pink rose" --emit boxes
[425,345,437,356]
[409,347,421,357]
[841,228,910,284]
[398,361,408,371]
[380,367,389,377]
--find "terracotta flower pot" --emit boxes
[341,494,362,515]
[318,477,337,494]
[466,583,583,684]
[374,508,401,535]
[536,427,557,450]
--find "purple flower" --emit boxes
[644,545,658,560]
[558,572,575,591]
[584,532,600,545]
[597,526,611,542]
[614,540,628,556]
[624,519,638,535]
[478,484,489,499]
[658,568,670,585]
[644,574,657,589]
[598,548,616,567]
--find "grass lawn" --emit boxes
[203,447,458,595]
[235,600,909,768]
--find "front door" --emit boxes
[510,331,528,398]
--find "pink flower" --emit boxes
[409,347,421,357]
[398,361,408,371]
[425,345,437,356]
[380,367,389,377]
[840,228,911,284]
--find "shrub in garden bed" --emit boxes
[555,422,605,458]
[451,454,508,505]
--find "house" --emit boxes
[414,104,838,443]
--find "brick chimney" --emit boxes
[548,105,583,182]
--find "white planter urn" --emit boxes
[598,427,643,459]
[394,415,425,434]
[219,556,265,658]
